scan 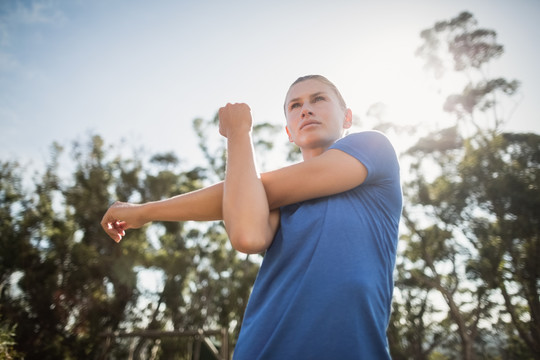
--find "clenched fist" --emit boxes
[218,103,252,139]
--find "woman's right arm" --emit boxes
[102,141,368,243]
[101,181,224,242]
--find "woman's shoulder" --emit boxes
[333,130,394,151]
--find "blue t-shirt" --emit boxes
[233,131,402,359]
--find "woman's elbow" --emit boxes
[228,231,270,254]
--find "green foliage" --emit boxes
[0,111,283,358]
[416,11,520,133]
[0,319,20,359]
[399,131,539,358]
[462,133,540,358]
[416,11,503,78]
[390,10,538,360]
[443,78,520,121]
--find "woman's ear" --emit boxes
[343,108,353,129]
[285,126,294,142]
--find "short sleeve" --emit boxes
[329,131,399,185]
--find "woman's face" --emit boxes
[284,79,352,157]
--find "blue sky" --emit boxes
[1,0,539,169]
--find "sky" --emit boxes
[1,0,539,171]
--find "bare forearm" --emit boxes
[223,133,270,251]
[102,181,226,242]
[142,182,224,222]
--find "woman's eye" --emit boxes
[290,103,301,110]
[314,96,325,102]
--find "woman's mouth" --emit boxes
[300,120,321,130]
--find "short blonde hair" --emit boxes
[284,75,347,114]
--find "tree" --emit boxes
[391,10,538,360]
[463,133,540,358]
[415,11,520,135]
[0,138,148,358]
[0,160,31,359]
[0,107,284,358]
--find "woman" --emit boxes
[101,75,402,359]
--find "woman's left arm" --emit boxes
[262,148,368,210]
[219,103,279,254]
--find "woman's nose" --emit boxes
[301,105,313,117]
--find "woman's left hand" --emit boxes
[218,103,252,139]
